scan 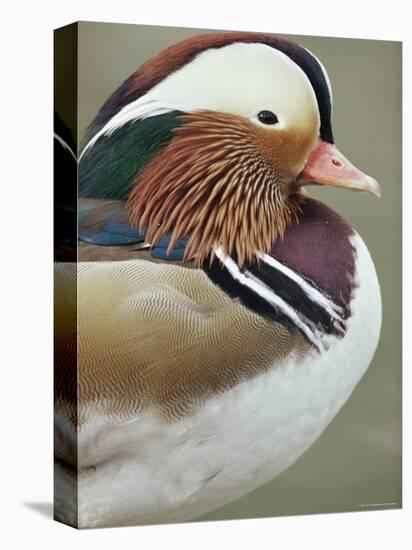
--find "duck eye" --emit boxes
[257,110,279,125]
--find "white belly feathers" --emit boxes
[74,233,381,527]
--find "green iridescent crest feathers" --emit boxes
[79,112,183,199]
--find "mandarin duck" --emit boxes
[54,32,382,528]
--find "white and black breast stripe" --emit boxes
[206,247,347,352]
[257,253,342,320]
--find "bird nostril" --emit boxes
[332,159,342,167]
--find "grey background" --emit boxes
[77,22,402,520]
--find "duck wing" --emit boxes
[78,198,189,263]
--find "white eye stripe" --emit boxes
[80,42,319,160]
[79,101,175,160]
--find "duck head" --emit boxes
[80,32,380,267]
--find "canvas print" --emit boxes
[54,22,402,528]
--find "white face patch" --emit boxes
[81,42,320,159]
